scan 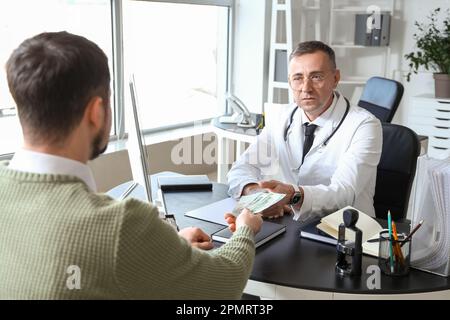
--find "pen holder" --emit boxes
[378,230,411,276]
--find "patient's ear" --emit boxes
[84,96,105,132]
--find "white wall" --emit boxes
[391,0,450,125]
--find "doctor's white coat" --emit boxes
[227,94,382,218]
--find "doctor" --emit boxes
[227,41,382,220]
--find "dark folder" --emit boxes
[157,175,213,192]
[212,221,286,248]
[299,220,337,245]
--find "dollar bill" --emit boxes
[233,191,286,215]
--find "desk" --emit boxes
[108,176,450,300]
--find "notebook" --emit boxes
[299,206,384,257]
[185,197,237,226]
[157,175,212,192]
[212,221,286,248]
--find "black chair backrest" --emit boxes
[374,123,420,221]
[358,76,404,123]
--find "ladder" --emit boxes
[267,0,293,104]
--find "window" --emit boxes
[0,0,232,156]
[0,0,113,155]
[122,0,229,131]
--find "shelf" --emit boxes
[275,4,287,11]
[325,0,394,100]
[339,81,366,85]
[332,44,367,48]
[273,81,289,89]
[332,7,392,13]
[303,6,320,10]
[273,43,288,50]
[412,94,450,102]
[339,77,369,84]
[332,43,389,48]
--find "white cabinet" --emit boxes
[409,94,450,159]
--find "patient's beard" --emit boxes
[90,129,108,160]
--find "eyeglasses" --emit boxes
[289,73,330,90]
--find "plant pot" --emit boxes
[434,73,450,99]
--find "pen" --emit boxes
[392,221,405,266]
[400,219,424,248]
[388,211,394,273]
[367,233,406,243]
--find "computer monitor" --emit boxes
[127,75,152,203]
[127,75,179,230]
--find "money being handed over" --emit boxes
[232,191,286,216]
[225,191,286,232]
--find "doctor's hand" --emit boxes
[178,227,214,250]
[258,180,295,218]
[241,183,265,196]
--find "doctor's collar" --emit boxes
[299,92,338,128]
[284,91,350,143]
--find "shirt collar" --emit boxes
[300,92,338,128]
[8,149,97,192]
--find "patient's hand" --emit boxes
[224,209,262,235]
[225,213,237,232]
[178,227,214,250]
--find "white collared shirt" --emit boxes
[288,93,338,167]
[299,93,337,129]
[8,149,97,192]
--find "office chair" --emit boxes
[374,123,421,221]
[358,76,404,123]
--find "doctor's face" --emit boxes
[288,51,340,120]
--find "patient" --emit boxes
[0,31,262,299]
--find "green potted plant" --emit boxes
[405,8,450,99]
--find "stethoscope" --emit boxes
[284,94,350,171]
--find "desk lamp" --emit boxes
[219,94,255,128]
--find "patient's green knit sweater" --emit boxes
[0,162,255,299]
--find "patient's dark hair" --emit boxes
[289,41,336,69]
[6,31,110,144]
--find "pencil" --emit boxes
[400,219,424,247]
[392,221,405,266]
[388,211,394,273]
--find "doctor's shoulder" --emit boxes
[346,106,382,139]
[341,105,380,130]
[352,105,380,123]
